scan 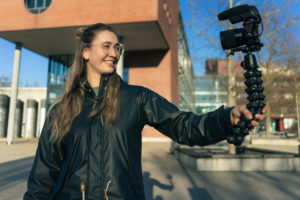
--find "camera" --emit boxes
[218,5,265,146]
[218,4,263,53]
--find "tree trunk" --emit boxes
[226,0,236,155]
[265,61,271,138]
[227,55,236,154]
[265,101,271,139]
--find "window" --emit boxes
[24,0,51,14]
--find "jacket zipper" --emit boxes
[92,100,97,109]
[104,180,112,200]
[80,182,86,200]
[101,124,104,199]
[87,76,107,199]
[86,119,92,199]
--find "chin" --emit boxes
[101,68,116,75]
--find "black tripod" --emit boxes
[217,4,265,146]
[226,52,265,146]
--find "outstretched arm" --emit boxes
[141,87,235,146]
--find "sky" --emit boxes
[0,0,299,87]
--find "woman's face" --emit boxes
[83,30,121,75]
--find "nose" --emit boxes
[108,48,118,58]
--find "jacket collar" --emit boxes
[80,74,109,99]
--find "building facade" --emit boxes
[0,87,47,138]
[194,75,227,114]
[178,14,195,112]
[205,58,300,134]
[0,0,195,141]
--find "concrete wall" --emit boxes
[0,87,47,138]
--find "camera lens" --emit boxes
[220,28,245,50]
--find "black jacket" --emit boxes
[24,76,233,200]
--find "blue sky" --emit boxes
[0,0,299,87]
[0,38,48,87]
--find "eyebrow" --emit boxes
[102,41,121,45]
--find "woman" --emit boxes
[24,23,266,200]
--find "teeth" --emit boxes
[105,61,114,64]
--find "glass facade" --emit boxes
[123,52,129,83]
[46,53,128,109]
[46,55,73,109]
[194,75,228,114]
[178,14,195,112]
[24,0,51,14]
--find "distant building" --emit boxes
[204,58,300,133]
[194,75,227,114]
[205,58,243,76]
[0,87,47,137]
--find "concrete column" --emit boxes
[116,37,124,78]
[7,42,22,145]
[116,52,124,78]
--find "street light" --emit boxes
[296,94,300,141]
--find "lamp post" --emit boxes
[295,93,300,155]
[296,94,300,141]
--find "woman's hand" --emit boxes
[230,105,267,131]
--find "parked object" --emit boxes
[0,94,10,137]
[14,100,24,138]
[24,100,38,138]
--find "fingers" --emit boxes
[262,105,268,114]
[231,105,252,126]
[230,106,242,126]
[255,114,264,121]
[231,105,268,128]
[231,106,242,118]
[254,106,267,121]
[241,106,253,120]
[251,120,259,127]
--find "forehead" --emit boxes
[93,30,118,43]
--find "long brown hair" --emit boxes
[48,23,122,143]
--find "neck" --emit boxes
[86,69,101,88]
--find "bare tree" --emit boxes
[0,76,11,87]
[187,0,300,138]
[255,0,300,138]
[188,0,246,154]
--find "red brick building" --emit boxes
[0,0,180,141]
[205,58,243,76]
[205,58,300,133]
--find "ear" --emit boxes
[82,47,90,60]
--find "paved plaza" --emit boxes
[0,140,300,200]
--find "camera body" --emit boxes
[218,5,263,52]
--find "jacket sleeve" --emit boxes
[23,112,65,200]
[141,87,234,146]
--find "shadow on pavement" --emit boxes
[177,159,215,200]
[143,171,174,200]
[0,156,34,192]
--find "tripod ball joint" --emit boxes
[227,54,265,147]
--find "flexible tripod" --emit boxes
[217,4,265,146]
[226,52,265,146]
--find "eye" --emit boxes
[115,45,121,51]
[103,44,110,49]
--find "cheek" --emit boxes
[89,51,106,64]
